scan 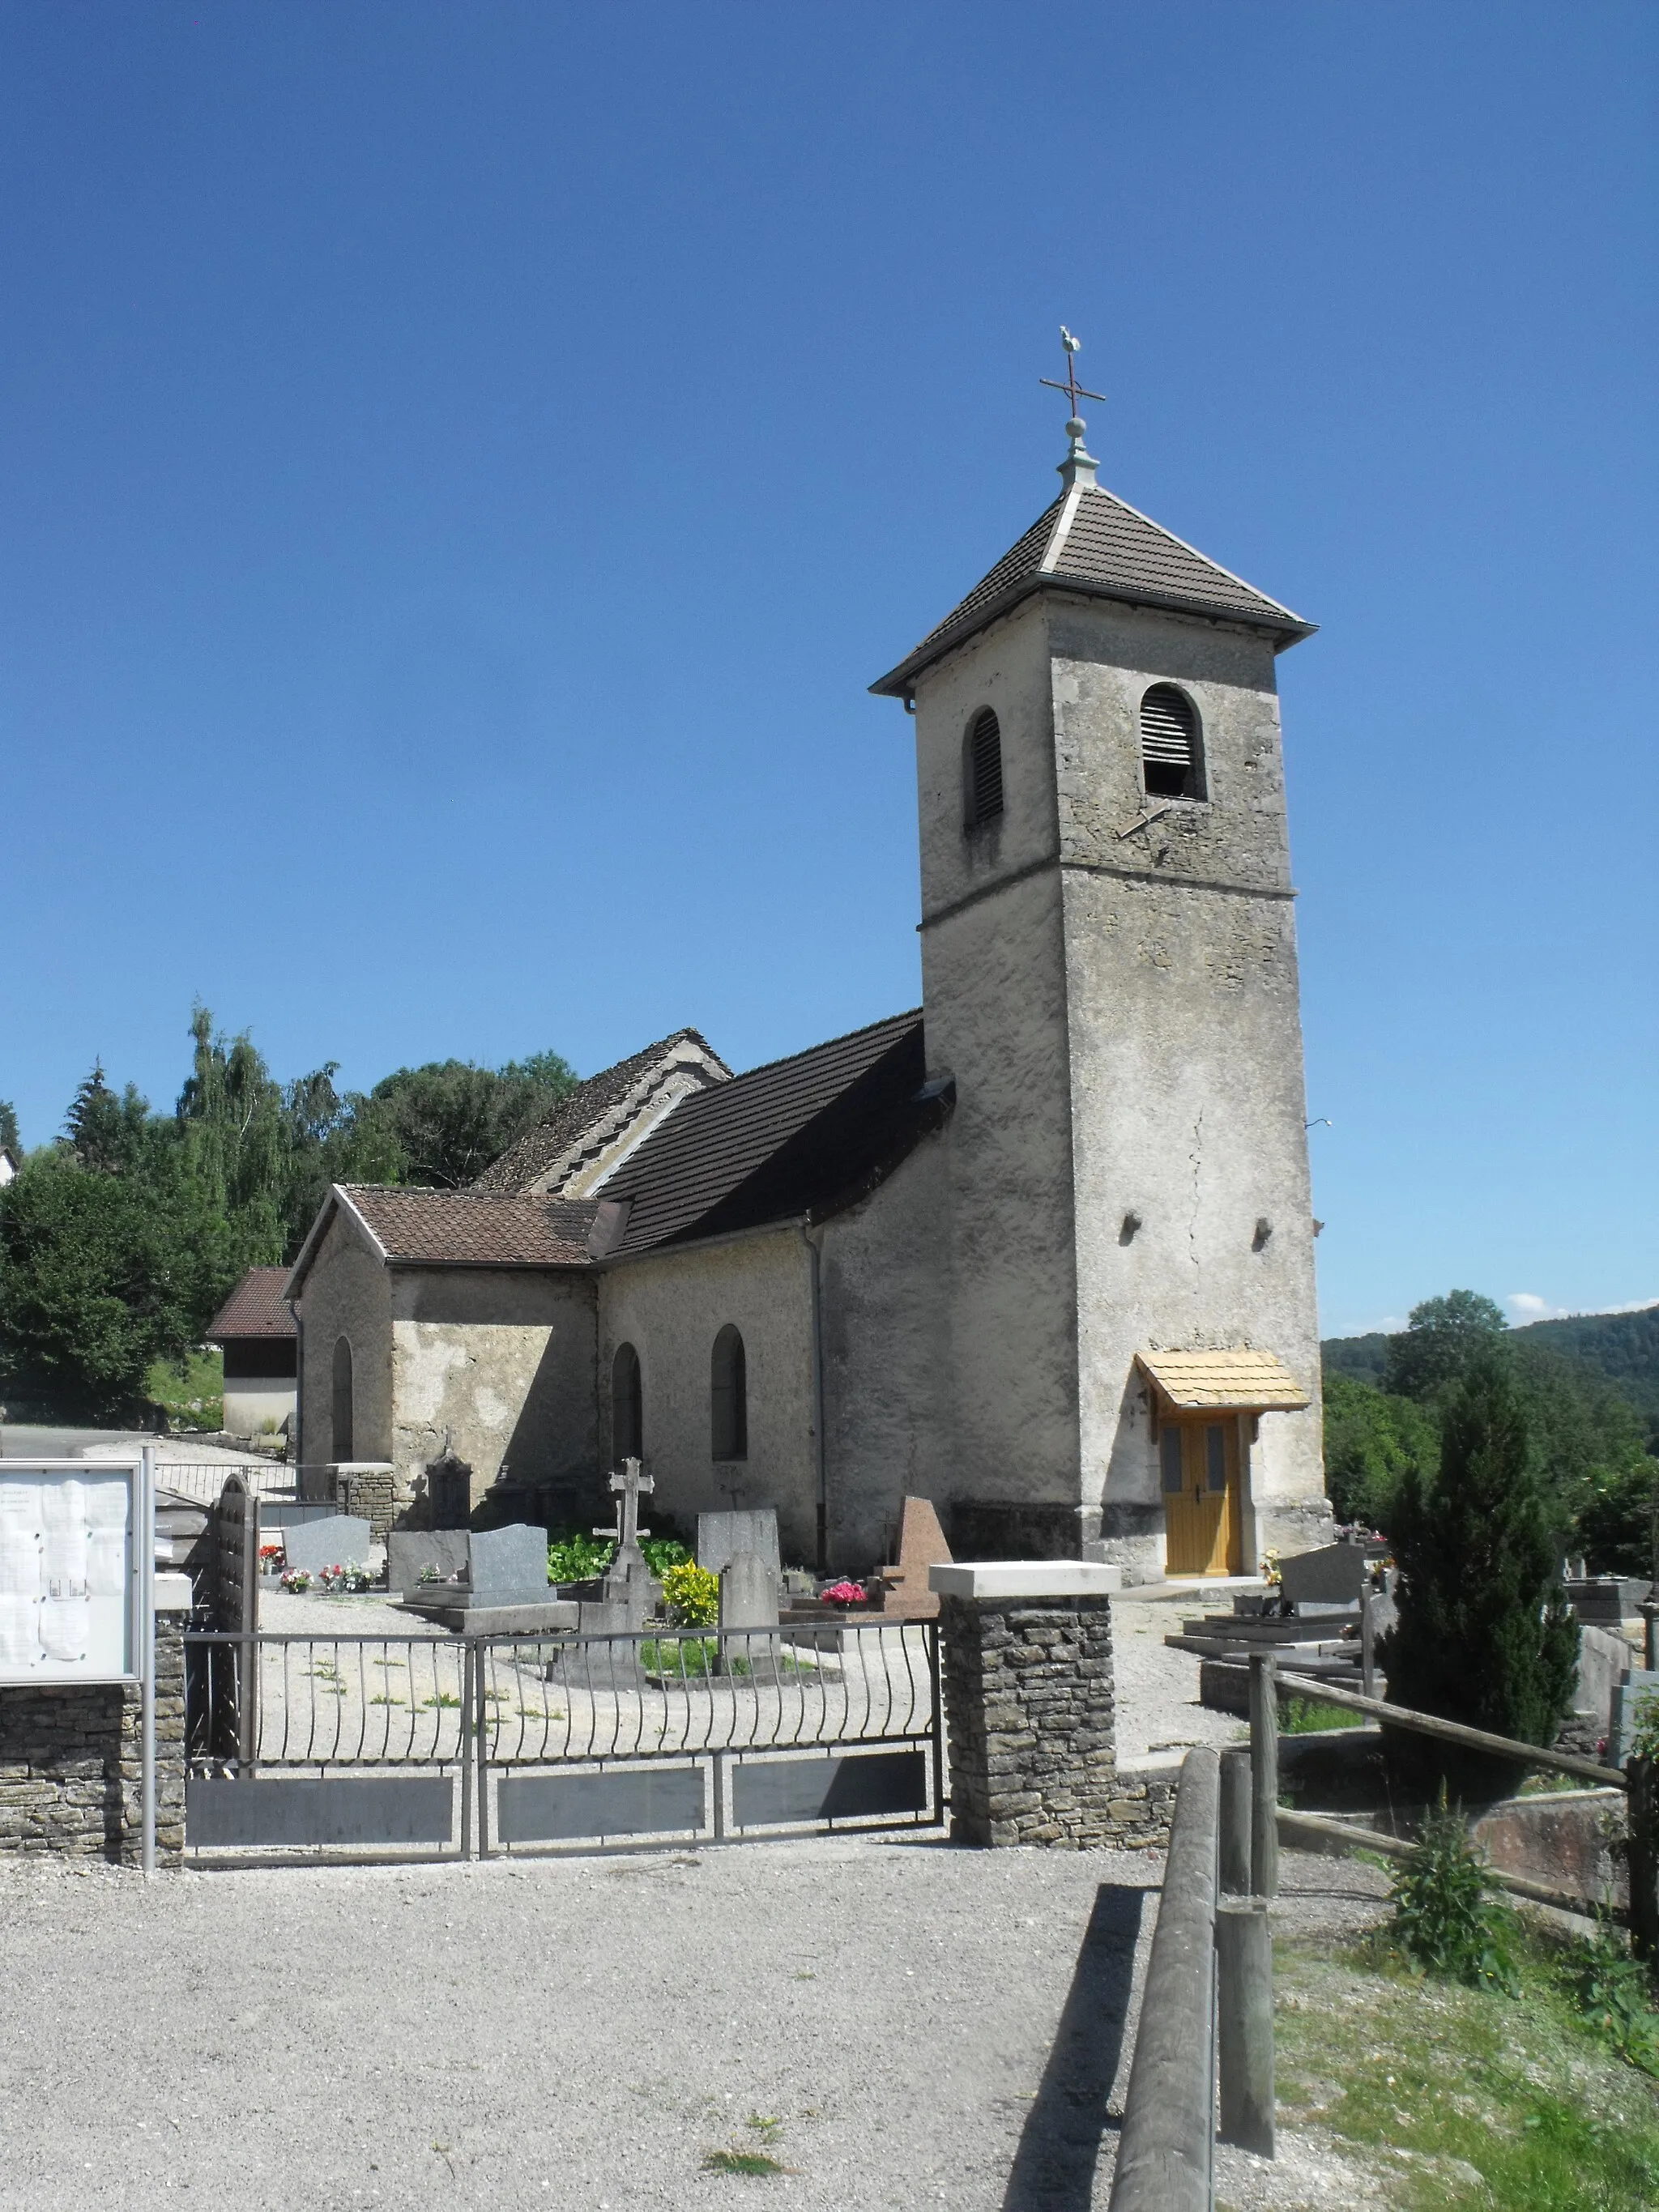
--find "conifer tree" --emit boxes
[1382,1353,1580,1793]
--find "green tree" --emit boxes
[1381,1354,1580,1793]
[1384,1289,1508,1401]
[1322,1374,1438,1532]
[367,1053,578,1189]
[0,1101,19,1157]
[0,1150,232,1418]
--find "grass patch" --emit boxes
[421,1693,463,1710]
[1280,1694,1365,1733]
[1274,1924,1659,2210]
[702,2150,785,2177]
[147,1347,224,1432]
[369,1694,405,1707]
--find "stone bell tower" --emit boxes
[870,340,1331,1580]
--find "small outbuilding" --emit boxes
[207,1267,298,1439]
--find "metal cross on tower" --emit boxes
[1039,326,1105,427]
[596,1455,654,1552]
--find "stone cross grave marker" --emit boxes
[597,1458,655,1630]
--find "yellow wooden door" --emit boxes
[1160,1421,1243,1575]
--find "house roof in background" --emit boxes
[471,1027,730,1196]
[1136,1348,1311,1412]
[870,480,1314,697]
[595,1010,939,1259]
[207,1266,296,1340]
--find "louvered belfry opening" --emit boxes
[1140,684,1203,799]
[964,705,1005,829]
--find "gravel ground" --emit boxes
[1110,1588,1252,1764]
[0,1832,1392,2212]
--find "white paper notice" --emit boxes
[87,1527,127,1599]
[0,1595,34,1670]
[43,1528,89,1599]
[0,1529,40,1596]
[0,1484,34,1527]
[83,1481,130,1529]
[40,1481,84,1534]
[39,1596,88,1663]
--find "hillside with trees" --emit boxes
[1322,1291,1659,1575]
[0,1008,578,1421]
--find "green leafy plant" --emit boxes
[546,1532,615,1584]
[663,1561,719,1627]
[639,1536,689,1575]
[1388,1789,1519,1993]
[702,2150,784,2176]
[1572,1920,1659,2074]
[1627,1688,1659,1767]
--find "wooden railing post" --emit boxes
[1219,1748,1252,1895]
[1249,1653,1279,1898]
[1216,1899,1274,2157]
[1629,1756,1659,1963]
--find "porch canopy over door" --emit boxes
[1134,1350,1311,1577]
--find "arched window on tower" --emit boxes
[1140,684,1205,800]
[710,1325,748,1463]
[962,706,1004,830]
[612,1342,642,1464]
[331,1336,354,1463]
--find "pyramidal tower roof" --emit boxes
[870,371,1315,700]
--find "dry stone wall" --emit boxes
[940,1592,1173,1849]
[0,1614,186,1865]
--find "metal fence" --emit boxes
[182,1622,942,1859]
[156,1460,296,1507]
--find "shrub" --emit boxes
[1380,1353,1579,1796]
[639,1536,689,1576]
[547,1532,615,1585]
[662,1562,719,1627]
[1573,1920,1659,2074]
[1388,1791,1519,1993]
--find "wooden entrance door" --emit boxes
[1160,1419,1243,1576]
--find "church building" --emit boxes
[284,374,1332,1581]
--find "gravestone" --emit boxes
[720,1549,778,1673]
[596,1459,657,1632]
[468,1523,551,1605]
[873,1496,953,1621]
[697,1508,780,1581]
[1610,1669,1659,1766]
[424,1450,473,1531]
[1574,1622,1631,1728]
[386,1530,471,1599]
[282,1515,373,1576]
[1278,1543,1368,1613]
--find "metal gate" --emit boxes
[182,1622,942,1859]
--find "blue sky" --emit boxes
[1,2,1653,1338]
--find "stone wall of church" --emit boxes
[293,1207,394,1475]
[597,1230,817,1569]
[817,1132,953,1573]
[389,1268,598,1515]
[1052,599,1327,1577]
[911,599,1088,1545]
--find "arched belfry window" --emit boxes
[710,1324,748,1463]
[963,706,1004,830]
[331,1336,354,1463]
[1140,684,1205,799]
[612,1342,642,1464]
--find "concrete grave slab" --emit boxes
[282,1515,373,1575]
[1278,1544,1369,1611]
[720,1550,778,1631]
[467,1523,549,1603]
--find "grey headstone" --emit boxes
[1610,1669,1659,1765]
[1279,1544,1369,1612]
[601,1552,655,1631]
[720,1550,778,1633]
[387,1530,471,1598]
[467,1523,549,1602]
[697,1509,781,1580]
[283,1515,373,1575]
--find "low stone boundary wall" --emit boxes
[936,1566,1175,1850]
[0,1609,187,1866]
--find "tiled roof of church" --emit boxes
[470,1027,729,1196]
[335,1187,599,1268]
[592,1010,940,1259]
[207,1266,295,1340]
[869,479,1313,697]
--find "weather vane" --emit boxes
[1040,327,1104,428]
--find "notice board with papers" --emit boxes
[0,1462,141,1684]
